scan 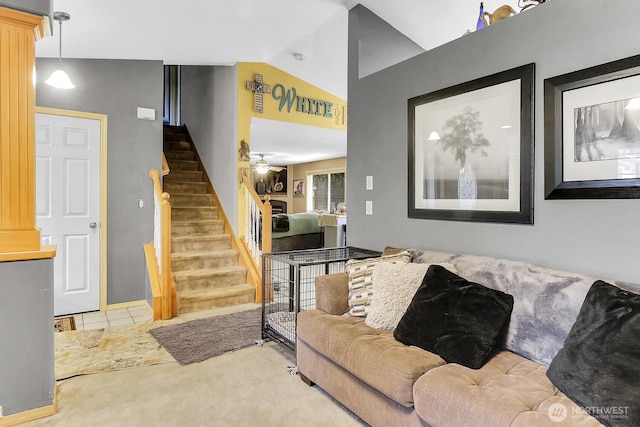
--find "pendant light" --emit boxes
[45,12,75,89]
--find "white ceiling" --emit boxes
[250,118,348,167]
[35,0,527,166]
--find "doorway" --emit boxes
[35,107,108,316]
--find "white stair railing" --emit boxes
[241,174,272,264]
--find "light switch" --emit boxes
[137,199,144,209]
[365,201,373,215]
[366,175,373,190]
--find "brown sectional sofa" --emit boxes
[296,249,639,427]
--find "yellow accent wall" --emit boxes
[236,62,347,236]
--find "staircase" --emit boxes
[163,125,255,313]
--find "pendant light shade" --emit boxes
[46,11,75,89]
[255,154,270,175]
[45,66,75,89]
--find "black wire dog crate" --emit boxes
[261,246,382,352]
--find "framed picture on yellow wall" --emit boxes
[293,179,305,197]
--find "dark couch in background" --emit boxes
[270,212,324,252]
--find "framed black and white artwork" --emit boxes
[545,55,640,199]
[408,63,535,224]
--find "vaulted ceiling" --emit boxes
[35,0,527,165]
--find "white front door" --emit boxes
[36,112,102,316]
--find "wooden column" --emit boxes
[0,7,49,253]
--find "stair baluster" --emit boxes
[242,174,272,266]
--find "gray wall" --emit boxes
[36,58,164,304]
[181,65,239,231]
[355,5,424,78]
[0,259,54,415]
[0,0,50,16]
[347,2,640,285]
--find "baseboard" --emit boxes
[106,300,150,312]
[0,385,57,427]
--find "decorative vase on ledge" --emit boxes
[458,163,478,208]
[476,2,485,30]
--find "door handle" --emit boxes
[89,222,98,229]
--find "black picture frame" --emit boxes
[254,168,287,195]
[408,63,535,224]
[544,55,640,199]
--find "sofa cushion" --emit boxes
[413,351,602,427]
[297,309,446,407]
[365,262,457,330]
[410,249,640,365]
[546,280,640,427]
[346,251,411,317]
[314,273,350,315]
[394,265,514,369]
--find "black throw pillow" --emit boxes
[546,280,640,427]
[393,265,514,369]
[272,214,289,232]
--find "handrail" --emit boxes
[242,173,272,257]
[148,168,176,319]
[162,153,170,176]
[242,173,272,302]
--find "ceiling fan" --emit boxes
[252,153,285,174]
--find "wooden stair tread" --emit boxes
[172,206,218,210]
[171,234,229,242]
[172,219,224,226]
[172,265,246,279]
[167,192,213,196]
[167,160,199,169]
[171,207,219,220]
[171,248,238,259]
[164,173,201,178]
[178,284,255,300]
[164,150,195,158]
[165,182,207,186]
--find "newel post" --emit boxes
[160,192,172,319]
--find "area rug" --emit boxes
[55,322,177,380]
[54,316,76,332]
[150,308,262,365]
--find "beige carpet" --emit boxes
[25,341,366,427]
[35,304,365,426]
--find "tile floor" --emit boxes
[55,302,262,332]
[57,305,153,331]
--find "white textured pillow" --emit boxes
[365,262,457,330]
[346,251,411,317]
